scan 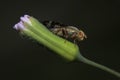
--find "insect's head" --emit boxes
[77,30,87,41]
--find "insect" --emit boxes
[42,21,87,43]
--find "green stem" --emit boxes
[77,53,120,78]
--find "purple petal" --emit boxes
[13,21,26,30]
[24,15,30,18]
[20,15,32,25]
[13,24,19,30]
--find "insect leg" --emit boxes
[71,32,77,38]
[71,33,78,44]
[61,28,69,43]
[62,28,69,38]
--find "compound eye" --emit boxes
[79,31,87,40]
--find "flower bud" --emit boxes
[14,15,80,61]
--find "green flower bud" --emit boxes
[14,15,80,61]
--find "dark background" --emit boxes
[0,0,120,80]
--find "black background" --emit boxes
[0,0,120,80]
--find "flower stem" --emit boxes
[77,53,120,78]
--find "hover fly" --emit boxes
[42,21,87,43]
